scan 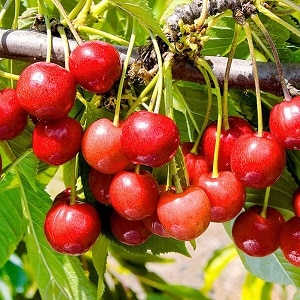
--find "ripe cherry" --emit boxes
[110,210,151,246]
[292,187,300,217]
[232,205,285,257]
[69,40,122,94]
[142,212,172,238]
[230,131,286,189]
[200,116,254,171]
[44,189,101,255]
[157,186,211,241]
[82,118,131,174]
[280,216,300,267]
[269,96,300,150]
[121,111,180,167]
[16,62,76,120]
[0,88,27,140]
[194,171,245,222]
[88,168,114,205]
[109,170,160,220]
[32,117,83,166]
[181,142,211,184]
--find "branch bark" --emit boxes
[0,29,299,96]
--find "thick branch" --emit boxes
[0,29,299,96]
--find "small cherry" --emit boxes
[82,118,131,174]
[230,131,286,189]
[32,117,83,166]
[0,88,27,140]
[232,205,285,257]
[44,188,101,255]
[280,216,300,267]
[121,111,180,167]
[110,210,151,246]
[292,187,300,217]
[142,212,172,238]
[69,40,122,94]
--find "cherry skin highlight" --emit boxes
[232,205,285,257]
[0,88,28,140]
[230,131,286,189]
[121,111,180,167]
[16,62,76,120]
[69,40,122,94]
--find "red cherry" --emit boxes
[82,118,131,174]
[232,205,285,257]
[157,186,211,241]
[88,168,114,205]
[0,88,27,140]
[69,40,122,94]
[32,117,83,166]
[109,170,160,220]
[142,212,172,238]
[200,116,254,171]
[110,210,151,246]
[121,111,180,167]
[194,171,246,222]
[181,142,211,184]
[292,187,300,217]
[269,96,300,150]
[44,189,101,255]
[230,131,286,189]
[280,216,300,267]
[16,62,76,120]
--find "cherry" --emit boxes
[181,142,211,184]
[109,170,160,220]
[88,168,114,205]
[230,131,286,189]
[280,216,300,267]
[194,171,245,222]
[82,118,131,174]
[0,88,27,140]
[69,40,122,94]
[110,210,151,246]
[200,116,254,171]
[157,186,211,241]
[232,205,285,257]
[32,117,83,166]
[16,62,76,120]
[121,111,180,167]
[44,189,101,255]
[292,187,300,217]
[142,212,172,238]
[269,96,300,150]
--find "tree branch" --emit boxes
[0,29,299,96]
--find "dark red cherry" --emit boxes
[142,212,172,238]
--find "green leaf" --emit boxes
[19,175,97,299]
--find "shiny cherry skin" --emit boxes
[200,116,254,171]
[69,40,122,94]
[16,62,76,120]
[121,111,180,167]
[280,216,300,267]
[32,117,83,166]
[110,210,151,246]
[269,96,300,150]
[181,142,211,184]
[292,187,300,217]
[194,171,245,222]
[0,88,27,140]
[157,186,211,241]
[82,118,131,174]
[230,131,286,189]
[232,205,285,257]
[142,212,172,238]
[88,168,114,205]
[44,189,101,255]
[109,170,160,220]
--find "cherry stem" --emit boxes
[57,26,70,70]
[243,21,263,137]
[251,14,291,101]
[170,157,183,194]
[162,55,174,118]
[134,164,140,175]
[64,0,87,23]
[260,186,271,219]
[0,70,19,81]
[222,22,242,131]
[195,0,208,28]
[113,19,136,127]
[68,157,77,205]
